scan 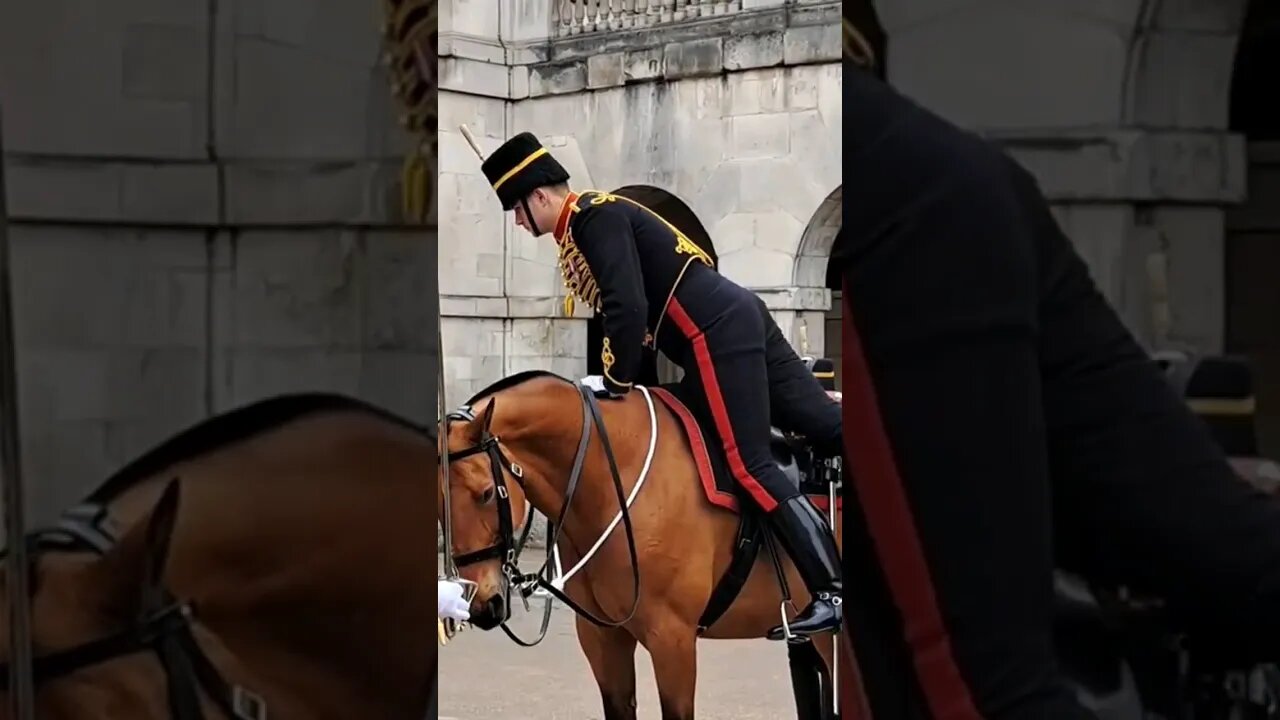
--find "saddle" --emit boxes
[646,371,843,635]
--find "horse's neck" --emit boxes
[505,388,639,558]
[108,413,437,716]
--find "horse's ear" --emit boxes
[478,398,497,435]
[95,479,183,619]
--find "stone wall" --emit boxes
[1,1,436,524]
[437,0,844,407]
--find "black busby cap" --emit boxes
[480,132,571,211]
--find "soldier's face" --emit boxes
[513,190,558,237]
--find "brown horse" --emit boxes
[0,393,439,719]
[441,370,858,720]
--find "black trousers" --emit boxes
[663,275,842,513]
[837,144,1280,718]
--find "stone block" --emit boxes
[1150,207,1226,352]
[783,24,841,65]
[1153,0,1246,33]
[215,36,379,159]
[363,230,438,352]
[1128,31,1237,129]
[0,5,206,157]
[587,52,625,89]
[730,113,790,159]
[789,109,840,191]
[223,161,383,225]
[225,230,365,349]
[20,420,112,524]
[529,61,588,97]
[510,65,531,100]
[10,226,209,349]
[219,350,363,409]
[20,347,204,427]
[786,65,821,110]
[663,38,723,80]
[691,162,742,231]
[624,47,664,82]
[444,0,501,38]
[122,24,204,101]
[727,68,787,116]
[121,164,222,224]
[358,351,437,423]
[5,160,221,225]
[724,31,784,70]
[438,56,512,99]
[888,9,1130,130]
[718,247,793,287]
[509,320,554,358]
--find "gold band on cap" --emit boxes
[492,147,549,190]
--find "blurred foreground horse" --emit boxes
[0,394,439,719]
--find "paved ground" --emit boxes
[438,556,801,720]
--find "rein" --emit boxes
[0,501,266,719]
[442,382,643,647]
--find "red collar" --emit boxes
[553,192,580,243]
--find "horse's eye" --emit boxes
[481,487,495,504]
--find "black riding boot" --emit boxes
[766,494,843,640]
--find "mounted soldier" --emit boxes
[832,5,1280,718]
[477,132,843,640]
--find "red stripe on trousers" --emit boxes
[840,277,982,720]
[667,299,780,512]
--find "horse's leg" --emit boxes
[576,615,639,720]
[644,624,698,720]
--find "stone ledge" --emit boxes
[526,2,841,97]
[438,56,515,100]
[988,128,1246,203]
[441,288,830,318]
[3,156,432,227]
[545,0,839,63]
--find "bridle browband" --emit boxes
[441,381,643,647]
[0,500,266,719]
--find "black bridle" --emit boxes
[0,502,266,719]
[442,382,643,646]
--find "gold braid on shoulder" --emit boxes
[381,0,438,225]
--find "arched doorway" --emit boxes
[583,185,718,386]
[1226,0,1280,454]
[794,187,844,390]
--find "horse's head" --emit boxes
[0,482,244,719]
[440,396,535,630]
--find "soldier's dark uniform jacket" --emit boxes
[836,59,1280,720]
[480,131,845,640]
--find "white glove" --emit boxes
[580,375,607,395]
[438,580,471,622]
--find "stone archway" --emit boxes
[794,186,844,389]
[583,185,717,386]
[1226,0,1280,454]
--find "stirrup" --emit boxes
[778,601,794,641]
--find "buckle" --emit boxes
[231,685,268,720]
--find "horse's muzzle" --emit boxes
[469,594,507,631]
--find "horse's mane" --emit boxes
[88,393,435,504]
[463,369,572,406]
